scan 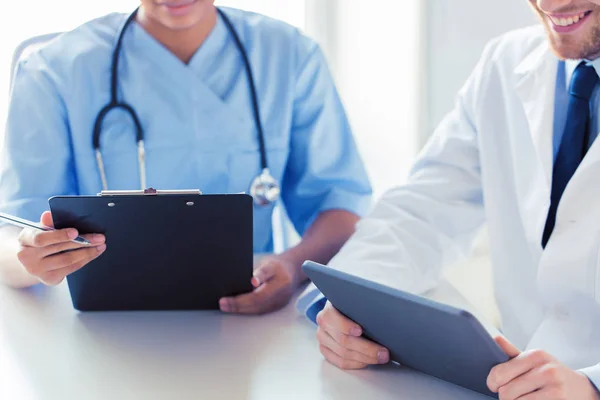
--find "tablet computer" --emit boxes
[302,261,508,398]
[49,192,254,312]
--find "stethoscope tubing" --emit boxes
[92,6,277,204]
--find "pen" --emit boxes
[0,212,92,246]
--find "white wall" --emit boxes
[306,0,426,200]
[423,0,537,144]
[306,0,537,199]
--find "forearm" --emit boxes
[0,226,39,288]
[278,209,360,285]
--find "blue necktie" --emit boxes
[542,62,598,248]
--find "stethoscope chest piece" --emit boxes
[250,168,280,206]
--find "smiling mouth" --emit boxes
[548,10,592,27]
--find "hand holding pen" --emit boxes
[7,211,106,286]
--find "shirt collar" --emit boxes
[565,58,600,85]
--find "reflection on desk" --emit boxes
[0,281,493,400]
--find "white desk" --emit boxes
[0,281,494,400]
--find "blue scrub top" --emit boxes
[0,7,372,253]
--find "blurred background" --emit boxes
[0,0,538,325]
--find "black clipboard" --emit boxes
[49,188,254,311]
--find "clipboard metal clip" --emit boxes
[98,188,203,196]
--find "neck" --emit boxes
[136,6,217,64]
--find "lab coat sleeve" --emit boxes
[296,37,497,320]
[281,37,372,236]
[0,55,77,222]
[579,365,600,393]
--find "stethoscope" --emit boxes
[93,7,280,206]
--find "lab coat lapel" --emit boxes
[513,44,558,246]
[514,42,557,190]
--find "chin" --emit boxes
[155,2,214,31]
[541,16,600,60]
[548,34,600,60]
[163,18,202,30]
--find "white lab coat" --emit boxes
[298,25,600,378]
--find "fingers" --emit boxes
[252,260,277,287]
[39,233,105,258]
[315,302,390,369]
[318,302,363,336]
[221,260,295,314]
[494,364,571,400]
[319,344,368,370]
[38,258,93,286]
[326,327,388,363]
[220,282,285,314]
[495,336,521,358]
[23,244,106,279]
[316,326,380,365]
[495,368,545,399]
[220,280,292,314]
[488,350,553,393]
[220,288,265,314]
[19,227,80,248]
[40,211,54,228]
[15,214,107,286]
[41,245,106,272]
[516,390,554,400]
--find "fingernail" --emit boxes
[96,244,107,254]
[67,229,78,240]
[251,277,260,287]
[351,327,362,336]
[377,350,389,363]
[93,234,105,244]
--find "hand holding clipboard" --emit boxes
[3,211,106,286]
[47,188,253,311]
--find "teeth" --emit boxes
[550,12,588,27]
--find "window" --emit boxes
[305,1,425,199]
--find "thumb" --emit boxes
[40,211,54,228]
[252,260,278,287]
[494,336,521,358]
